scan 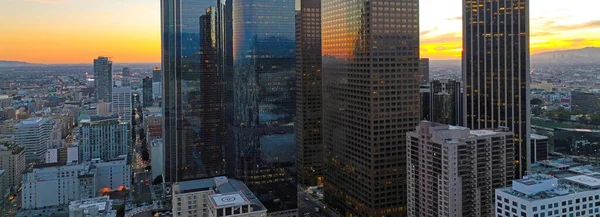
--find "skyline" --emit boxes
[0,0,598,63]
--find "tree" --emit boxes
[590,114,600,125]
[531,98,543,106]
[532,106,543,117]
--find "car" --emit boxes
[304,197,310,201]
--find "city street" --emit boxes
[297,189,338,217]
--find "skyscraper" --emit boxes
[419,58,429,85]
[15,117,54,163]
[295,0,323,187]
[111,87,132,124]
[463,0,530,177]
[226,0,297,215]
[321,0,420,215]
[152,67,162,82]
[161,0,229,182]
[407,121,514,216]
[93,56,113,103]
[122,67,131,87]
[430,79,463,126]
[142,77,153,107]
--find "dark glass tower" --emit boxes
[93,56,113,103]
[142,77,152,107]
[430,79,463,126]
[322,0,420,216]
[226,0,297,215]
[161,0,230,182]
[463,0,530,177]
[295,0,323,187]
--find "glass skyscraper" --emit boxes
[161,0,230,182]
[463,0,530,177]
[226,0,297,215]
[93,56,113,103]
[321,0,420,216]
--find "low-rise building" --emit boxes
[172,176,267,217]
[69,196,116,217]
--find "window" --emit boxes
[534,207,538,212]
[542,205,546,210]
[522,205,526,210]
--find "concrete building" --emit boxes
[96,102,112,116]
[321,0,420,215]
[46,147,79,164]
[94,57,113,103]
[78,114,129,162]
[0,95,13,108]
[15,117,54,163]
[111,87,132,123]
[571,91,600,115]
[151,139,163,181]
[295,0,323,187]
[0,143,26,189]
[496,174,600,217]
[407,121,515,217]
[429,79,463,126]
[419,58,429,85]
[69,196,116,217]
[21,157,130,209]
[531,134,549,163]
[0,170,5,205]
[152,82,162,100]
[463,0,531,178]
[121,67,131,87]
[172,177,267,217]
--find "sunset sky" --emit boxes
[0,0,599,63]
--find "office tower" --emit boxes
[225,0,297,216]
[142,77,153,107]
[463,0,530,177]
[295,0,323,187]
[78,114,129,162]
[419,58,429,85]
[407,121,514,216]
[151,139,164,181]
[321,0,420,215]
[111,87,132,123]
[93,56,113,103]
[15,117,54,163]
[496,174,600,217]
[152,67,162,82]
[161,0,230,182]
[430,79,463,126]
[0,143,25,188]
[420,85,431,121]
[530,133,548,163]
[122,67,131,87]
[171,177,268,217]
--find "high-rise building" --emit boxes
[530,133,548,163]
[15,117,54,163]
[419,58,429,85]
[463,0,530,177]
[407,121,514,216]
[429,79,463,126]
[142,77,153,107]
[78,114,129,162]
[226,0,297,216]
[295,0,323,187]
[122,67,131,87]
[321,0,420,215]
[420,85,431,121]
[0,143,26,189]
[152,67,162,83]
[111,87,132,123]
[171,177,267,217]
[151,139,163,181]
[93,56,113,103]
[161,0,230,182]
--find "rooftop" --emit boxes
[16,117,51,127]
[174,177,266,212]
[531,133,549,140]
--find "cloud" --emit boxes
[446,16,462,21]
[19,0,69,4]
[421,32,462,44]
[550,20,600,31]
[531,32,555,37]
[421,26,439,36]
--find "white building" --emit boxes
[496,174,600,217]
[111,87,132,123]
[69,196,117,217]
[172,177,267,217]
[22,157,130,209]
[151,139,163,181]
[407,121,515,217]
[152,82,162,100]
[14,117,54,163]
[78,114,129,162]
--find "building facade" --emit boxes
[571,91,600,115]
[419,58,429,85]
[321,0,420,215]
[111,87,132,124]
[429,79,463,126]
[172,177,267,217]
[152,67,162,83]
[226,0,297,216]
[407,121,515,217]
[94,56,113,103]
[122,67,131,87]
[463,0,531,177]
[0,144,25,189]
[531,133,549,163]
[15,117,54,163]
[161,0,229,182]
[142,77,153,107]
[295,0,323,187]
[78,115,129,162]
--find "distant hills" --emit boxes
[532,47,600,65]
[0,60,34,67]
